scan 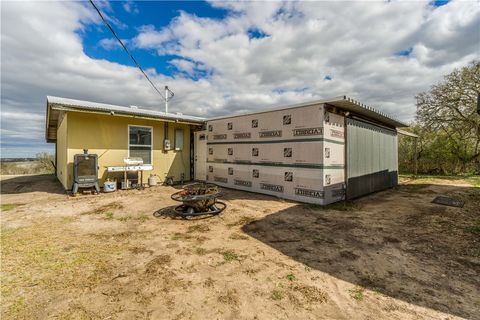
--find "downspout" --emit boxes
[344,115,348,201]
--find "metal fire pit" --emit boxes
[171,183,226,217]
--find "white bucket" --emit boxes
[148,175,158,187]
[103,181,117,192]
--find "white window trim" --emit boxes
[128,125,153,165]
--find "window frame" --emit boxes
[128,125,153,165]
[174,128,184,151]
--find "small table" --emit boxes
[106,165,153,189]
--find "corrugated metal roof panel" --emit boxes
[208,96,408,128]
[47,96,206,123]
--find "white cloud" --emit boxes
[1,0,479,157]
[98,37,129,50]
[132,0,480,120]
[123,0,139,14]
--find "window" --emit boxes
[129,125,152,164]
[227,122,233,130]
[252,119,258,128]
[175,128,184,151]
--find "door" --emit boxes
[194,131,207,181]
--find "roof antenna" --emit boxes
[165,86,174,113]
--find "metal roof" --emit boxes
[45,96,205,142]
[208,96,408,128]
[46,95,408,143]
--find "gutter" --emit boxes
[50,105,205,126]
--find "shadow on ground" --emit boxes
[0,174,66,195]
[242,183,480,319]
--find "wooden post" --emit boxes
[414,138,418,177]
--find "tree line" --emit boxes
[399,61,480,175]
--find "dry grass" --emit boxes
[0,160,54,175]
[1,217,125,318]
[0,204,24,212]
[81,202,124,216]
[227,215,256,227]
[2,174,479,319]
[229,232,249,240]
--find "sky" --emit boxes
[1,0,479,158]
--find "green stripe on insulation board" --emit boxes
[207,160,344,169]
[207,137,344,145]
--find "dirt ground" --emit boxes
[1,174,479,319]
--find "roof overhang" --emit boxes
[208,96,408,128]
[45,96,205,143]
[397,128,418,138]
[325,96,408,128]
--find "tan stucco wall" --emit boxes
[56,112,68,188]
[57,111,192,190]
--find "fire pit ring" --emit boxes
[171,183,226,218]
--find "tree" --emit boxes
[414,61,480,174]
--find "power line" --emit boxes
[88,0,166,101]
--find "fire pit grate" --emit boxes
[171,183,226,218]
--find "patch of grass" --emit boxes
[1,203,23,211]
[400,174,480,188]
[399,184,429,193]
[104,212,114,220]
[1,218,124,318]
[229,233,249,240]
[349,287,365,301]
[187,224,210,233]
[293,284,328,303]
[286,273,296,281]
[117,216,131,222]
[217,289,239,307]
[222,250,239,262]
[171,233,193,241]
[82,202,124,215]
[436,218,449,225]
[204,277,215,287]
[307,201,358,211]
[304,266,312,272]
[227,216,256,227]
[8,296,27,316]
[465,223,480,235]
[134,215,150,222]
[466,176,480,188]
[195,247,208,255]
[271,290,284,301]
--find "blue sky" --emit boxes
[82,1,229,78]
[1,0,478,158]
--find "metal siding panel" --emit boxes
[346,118,398,199]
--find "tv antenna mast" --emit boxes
[165,86,174,113]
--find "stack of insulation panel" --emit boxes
[206,104,346,205]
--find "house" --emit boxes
[45,96,205,190]
[45,95,407,204]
